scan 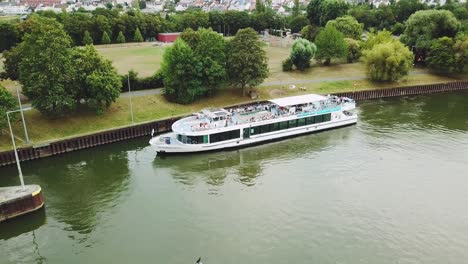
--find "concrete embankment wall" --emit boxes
[0,81,467,167]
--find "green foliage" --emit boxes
[344,38,361,63]
[300,24,320,42]
[453,34,468,73]
[361,30,393,51]
[255,0,265,13]
[391,22,405,35]
[392,0,428,23]
[315,24,347,65]
[426,35,467,74]
[282,58,293,71]
[116,31,126,43]
[307,0,349,26]
[101,31,111,44]
[250,9,285,32]
[71,45,122,114]
[133,28,144,42]
[292,0,300,17]
[139,0,146,9]
[326,15,363,40]
[289,15,309,33]
[401,10,460,50]
[180,28,201,49]
[290,38,317,70]
[16,17,121,117]
[0,22,20,53]
[194,28,227,95]
[121,70,164,92]
[227,28,269,96]
[19,17,77,117]
[0,85,17,132]
[83,30,94,45]
[363,40,414,81]
[1,45,21,80]
[161,39,204,104]
[426,37,456,73]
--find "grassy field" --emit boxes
[0,42,466,151]
[95,42,165,77]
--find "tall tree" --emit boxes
[71,45,122,113]
[453,34,468,73]
[83,30,94,45]
[1,46,21,80]
[315,24,347,65]
[116,31,126,43]
[361,30,393,51]
[326,15,363,40]
[195,28,227,96]
[300,24,321,42]
[101,31,111,44]
[289,15,309,33]
[0,85,17,133]
[134,28,144,42]
[392,0,428,23]
[363,40,414,82]
[307,0,349,27]
[0,22,20,53]
[401,10,460,51]
[290,38,317,70]
[227,28,268,96]
[255,0,265,13]
[19,17,76,117]
[427,37,454,73]
[292,0,300,17]
[344,38,361,63]
[161,39,203,104]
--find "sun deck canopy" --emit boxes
[200,108,231,119]
[269,94,327,107]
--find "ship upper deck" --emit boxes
[171,94,355,134]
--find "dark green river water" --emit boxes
[1,91,468,264]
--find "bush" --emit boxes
[344,38,361,63]
[116,31,126,43]
[83,30,93,45]
[134,28,144,42]
[101,31,111,44]
[290,38,317,70]
[282,58,293,71]
[0,85,17,132]
[121,70,164,92]
[363,40,414,82]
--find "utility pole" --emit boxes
[128,74,134,124]
[7,110,25,190]
[16,86,29,143]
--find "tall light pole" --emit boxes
[6,110,26,190]
[16,86,30,143]
[128,74,134,124]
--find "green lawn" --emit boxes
[95,42,165,77]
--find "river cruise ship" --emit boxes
[150,94,357,154]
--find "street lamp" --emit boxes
[128,74,134,124]
[6,109,30,191]
[16,86,30,143]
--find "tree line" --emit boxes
[283,0,467,82]
[162,27,268,104]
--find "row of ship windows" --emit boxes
[177,113,332,144]
[247,113,332,136]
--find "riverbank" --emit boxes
[1,80,467,167]
[0,74,463,153]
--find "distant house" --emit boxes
[157,32,181,43]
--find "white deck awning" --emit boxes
[269,94,327,107]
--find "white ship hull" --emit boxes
[150,114,357,154]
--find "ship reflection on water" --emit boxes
[152,126,354,188]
